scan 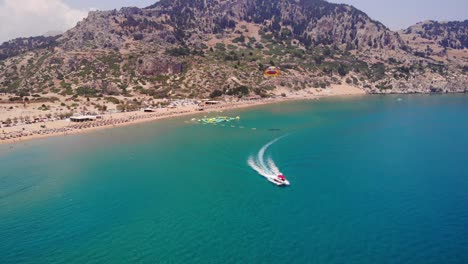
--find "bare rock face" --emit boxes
[52,0,405,53]
[137,56,184,76]
[59,10,125,51]
[147,0,403,51]
[103,82,122,95]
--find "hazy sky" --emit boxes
[64,0,154,10]
[328,0,467,30]
[0,0,466,43]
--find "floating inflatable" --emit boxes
[198,116,240,124]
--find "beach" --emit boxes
[0,85,365,145]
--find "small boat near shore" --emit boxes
[267,174,290,186]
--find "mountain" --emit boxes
[58,0,403,51]
[42,31,64,37]
[0,36,58,61]
[399,20,468,65]
[0,0,466,102]
[402,20,468,50]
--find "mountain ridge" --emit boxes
[0,0,466,102]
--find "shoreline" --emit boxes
[0,86,366,146]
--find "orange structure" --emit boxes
[264,66,281,77]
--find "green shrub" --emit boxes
[225,85,249,96]
[76,87,97,97]
[209,89,223,98]
[105,97,120,104]
[376,83,393,90]
[215,43,226,51]
[337,64,349,76]
[370,63,386,81]
[232,35,245,43]
[166,46,190,56]
[60,81,72,89]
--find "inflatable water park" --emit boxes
[197,116,240,124]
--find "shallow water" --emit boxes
[1,94,468,263]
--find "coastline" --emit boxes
[0,85,365,146]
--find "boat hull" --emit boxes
[267,177,290,186]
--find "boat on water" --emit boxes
[267,174,290,186]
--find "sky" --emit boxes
[328,0,467,29]
[0,0,466,44]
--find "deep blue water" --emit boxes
[1,94,468,263]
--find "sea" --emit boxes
[1,94,468,263]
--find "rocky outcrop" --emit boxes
[137,56,184,76]
[59,10,125,51]
[401,20,468,50]
[53,0,404,52]
[145,0,403,50]
[0,36,58,60]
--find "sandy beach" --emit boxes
[0,85,364,145]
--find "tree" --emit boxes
[233,35,245,43]
[314,55,324,65]
[271,16,281,31]
[258,63,264,71]
[337,64,348,77]
[210,89,223,98]
[167,46,190,56]
[133,33,144,40]
[371,63,386,81]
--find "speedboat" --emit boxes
[267,174,290,186]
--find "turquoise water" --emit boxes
[1,95,468,263]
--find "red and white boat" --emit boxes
[268,174,290,186]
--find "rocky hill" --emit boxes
[399,20,467,83]
[402,20,468,49]
[0,0,466,103]
[0,36,58,61]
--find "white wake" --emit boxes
[247,137,285,180]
